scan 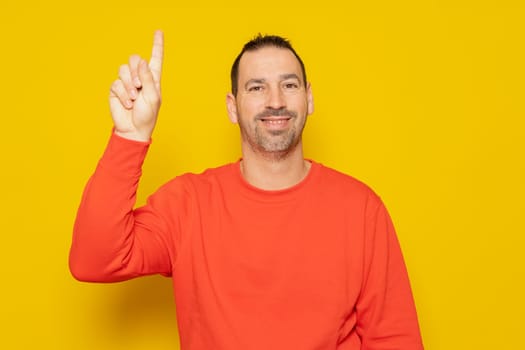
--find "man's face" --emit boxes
[227,46,314,157]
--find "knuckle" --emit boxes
[110,80,127,98]
[110,79,122,91]
[118,64,130,76]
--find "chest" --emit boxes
[182,193,365,313]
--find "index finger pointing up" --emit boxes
[149,30,164,84]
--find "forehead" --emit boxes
[238,47,303,82]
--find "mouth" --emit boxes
[257,116,292,131]
[259,117,292,124]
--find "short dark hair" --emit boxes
[230,34,307,96]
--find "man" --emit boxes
[70,30,424,349]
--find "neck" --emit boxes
[240,142,311,191]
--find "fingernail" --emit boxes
[134,77,141,87]
[129,89,137,99]
[125,100,133,108]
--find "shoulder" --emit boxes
[311,161,383,208]
[158,162,237,193]
[313,161,377,194]
[183,162,236,185]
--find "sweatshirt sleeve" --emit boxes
[69,132,176,282]
[356,195,424,349]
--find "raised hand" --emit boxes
[109,30,164,142]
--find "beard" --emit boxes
[238,107,306,159]
[253,125,298,152]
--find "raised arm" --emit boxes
[69,31,174,282]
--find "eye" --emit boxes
[248,85,263,92]
[283,82,299,90]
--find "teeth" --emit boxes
[263,119,287,124]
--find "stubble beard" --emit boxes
[255,124,297,153]
[239,114,306,161]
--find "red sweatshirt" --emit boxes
[70,133,424,350]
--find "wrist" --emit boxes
[113,129,152,143]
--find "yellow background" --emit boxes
[1,1,523,349]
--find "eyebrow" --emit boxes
[244,74,302,90]
[280,73,301,82]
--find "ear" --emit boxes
[306,83,314,115]
[226,93,239,124]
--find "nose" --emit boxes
[266,85,286,110]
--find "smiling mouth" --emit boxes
[259,116,292,122]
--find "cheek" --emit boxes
[287,93,308,107]
[239,99,264,116]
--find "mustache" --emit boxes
[256,108,297,120]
